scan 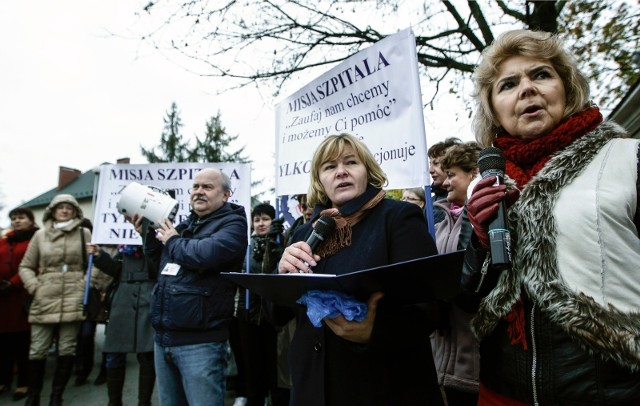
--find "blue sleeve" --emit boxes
[164,213,248,272]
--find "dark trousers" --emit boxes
[233,316,278,402]
[106,351,155,369]
[74,320,97,378]
[444,386,478,406]
[0,330,30,388]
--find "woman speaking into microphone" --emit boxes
[276,133,442,406]
[461,30,640,405]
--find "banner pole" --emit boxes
[424,185,436,241]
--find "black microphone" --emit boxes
[306,215,337,252]
[477,147,512,269]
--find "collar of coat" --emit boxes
[473,121,640,371]
[44,218,83,241]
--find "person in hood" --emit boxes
[19,194,95,406]
[133,168,248,406]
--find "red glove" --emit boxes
[467,176,519,249]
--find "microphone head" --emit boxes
[478,147,505,178]
[313,215,337,239]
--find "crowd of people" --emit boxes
[1,28,639,406]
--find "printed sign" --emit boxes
[91,163,251,245]
[274,28,429,196]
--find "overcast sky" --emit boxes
[0,0,473,229]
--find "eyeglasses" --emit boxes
[401,197,422,202]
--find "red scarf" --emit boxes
[494,106,602,189]
[493,106,603,350]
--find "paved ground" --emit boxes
[0,324,237,406]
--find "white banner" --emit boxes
[91,163,251,245]
[274,28,428,196]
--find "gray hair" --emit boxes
[220,170,232,192]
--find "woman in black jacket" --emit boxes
[230,203,285,406]
[87,244,156,406]
[276,133,443,406]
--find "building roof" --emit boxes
[20,169,96,209]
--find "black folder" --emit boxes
[222,250,464,306]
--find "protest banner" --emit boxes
[91,162,251,245]
[274,28,429,197]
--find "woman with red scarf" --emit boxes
[0,208,38,401]
[461,30,640,405]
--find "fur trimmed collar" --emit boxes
[473,121,640,371]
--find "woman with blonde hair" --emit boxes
[462,29,640,404]
[276,133,443,406]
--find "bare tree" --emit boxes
[135,0,639,113]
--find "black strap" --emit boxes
[80,226,88,272]
[139,219,157,281]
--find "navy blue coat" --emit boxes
[281,186,443,406]
[145,202,248,347]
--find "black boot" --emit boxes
[137,363,156,406]
[94,353,107,385]
[48,356,74,406]
[24,359,46,406]
[106,366,126,406]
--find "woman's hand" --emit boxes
[86,244,101,257]
[467,176,519,248]
[324,292,384,344]
[278,241,321,274]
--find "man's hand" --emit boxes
[324,292,384,344]
[155,218,179,245]
[127,214,144,235]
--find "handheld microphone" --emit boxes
[306,215,337,252]
[477,147,512,269]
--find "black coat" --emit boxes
[280,186,443,406]
[237,234,283,324]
